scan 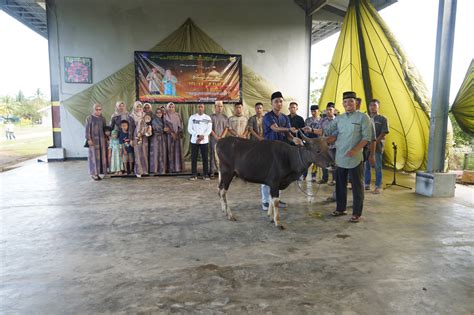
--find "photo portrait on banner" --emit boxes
[134,52,242,104]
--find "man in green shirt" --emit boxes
[324,91,373,222]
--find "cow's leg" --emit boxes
[270,188,284,229]
[218,169,236,221]
[267,198,274,220]
[220,189,236,221]
[218,188,226,215]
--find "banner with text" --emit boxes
[135,52,242,104]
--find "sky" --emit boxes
[0,10,50,98]
[311,0,473,104]
[0,0,472,102]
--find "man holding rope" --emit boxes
[261,91,298,211]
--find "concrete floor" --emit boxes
[1,160,473,314]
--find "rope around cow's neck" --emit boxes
[296,179,321,197]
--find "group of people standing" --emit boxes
[243,90,388,223]
[85,101,184,180]
[187,101,265,180]
[85,92,389,223]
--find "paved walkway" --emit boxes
[1,161,473,313]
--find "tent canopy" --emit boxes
[318,0,432,171]
[451,59,474,137]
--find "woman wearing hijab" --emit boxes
[164,102,184,172]
[130,101,151,177]
[143,103,155,119]
[150,107,168,175]
[110,101,134,132]
[85,103,108,180]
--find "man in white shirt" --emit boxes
[188,103,213,180]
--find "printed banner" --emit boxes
[135,51,242,103]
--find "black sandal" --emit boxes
[349,215,360,223]
[331,210,347,216]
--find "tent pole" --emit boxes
[427,0,457,172]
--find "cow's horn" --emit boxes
[299,130,311,143]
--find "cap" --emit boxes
[326,102,335,108]
[343,91,357,100]
[271,91,283,101]
[310,105,319,111]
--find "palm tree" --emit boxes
[0,95,17,120]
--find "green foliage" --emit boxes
[0,89,48,123]
[449,112,473,147]
[310,63,329,105]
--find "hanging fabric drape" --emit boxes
[319,0,433,171]
[451,59,474,136]
[62,18,292,158]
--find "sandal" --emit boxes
[331,210,347,217]
[349,215,360,223]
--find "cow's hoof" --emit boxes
[270,219,275,223]
[228,215,237,221]
[277,225,285,230]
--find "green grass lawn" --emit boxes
[0,124,52,169]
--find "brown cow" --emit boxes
[216,134,333,228]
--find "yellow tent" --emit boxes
[451,59,474,136]
[319,0,431,171]
[63,18,290,157]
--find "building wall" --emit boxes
[48,0,310,157]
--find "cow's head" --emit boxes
[297,132,335,169]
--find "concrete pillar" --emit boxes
[306,10,312,116]
[427,0,457,172]
[416,0,457,197]
[46,0,65,161]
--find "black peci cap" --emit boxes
[326,102,335,108]
[310,105,319,111]
[343,91,357,100]
[271,91,283,101]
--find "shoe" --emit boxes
[317,179,328,184]
[328,181,335,186]
[348,183,352,190]
[331,210,347,216]
[203,176,211,181]
[91,175,100,181]
[136,174,142,178]
[349,215,360,223]
[279,201,287,208]
[372,187,381,194]
[189,176,197,181]
[262,202,269,211]
[365,185,371,191]
[326,196,336,202]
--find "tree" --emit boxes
[0,89,48,124]
[310,63,329,105]
[15,90,26,103]
[449,112,472,147]
[0,95,17,120]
